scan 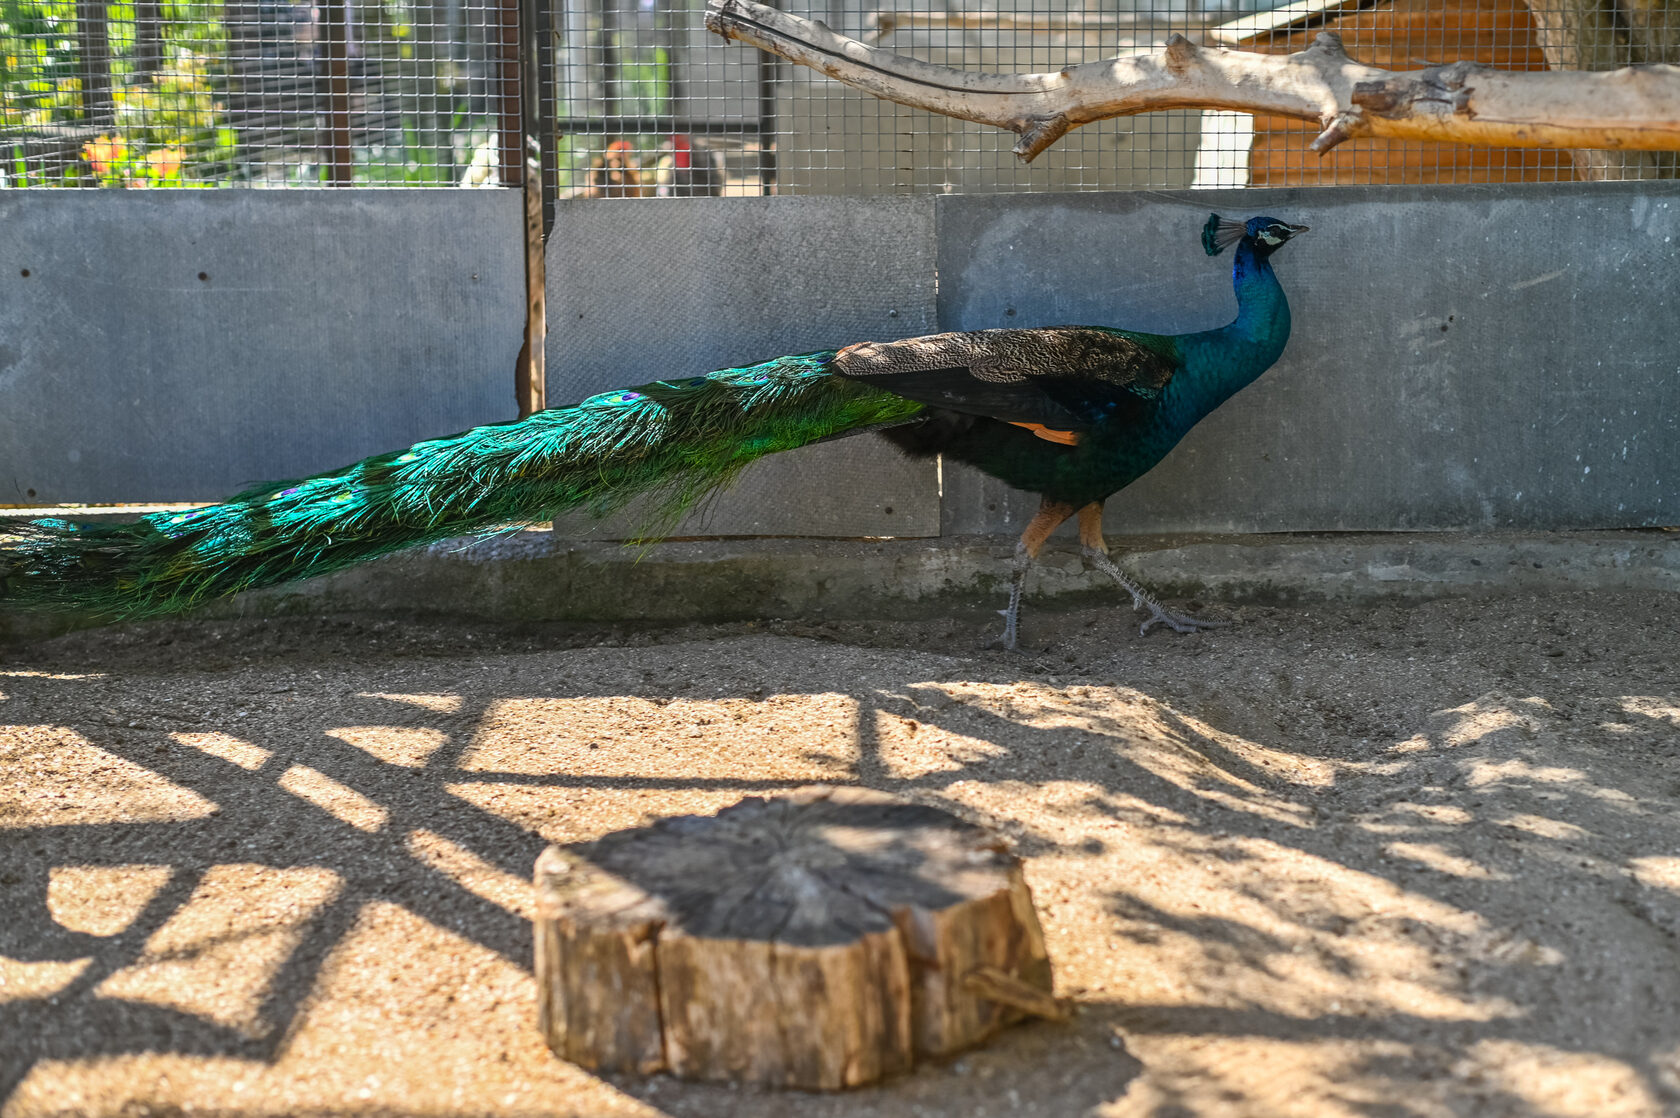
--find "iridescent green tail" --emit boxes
[0,351,923,620]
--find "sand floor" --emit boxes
[3,590,1679,1117]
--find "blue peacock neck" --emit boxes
[1165,239,1293,430]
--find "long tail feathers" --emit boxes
[0,351,923,619]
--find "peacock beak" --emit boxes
[1287,223,1310,236]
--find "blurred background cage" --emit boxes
[0,0,1674,189]
[0,0,520,184]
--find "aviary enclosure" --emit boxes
[2,0,1679,1112]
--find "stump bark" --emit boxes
[534,786,1065,1090]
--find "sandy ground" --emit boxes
[3,589,1680,1118]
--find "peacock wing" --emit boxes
[830,327,1179,429]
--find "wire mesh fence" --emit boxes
[1,0,518,185]
[0,0,1671,189]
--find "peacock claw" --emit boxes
[1138,605,1228,636]
[991,608,1022,652]
[1082,545,1229,639]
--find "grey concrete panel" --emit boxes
[937,183,1680,537]
[0,189,524,504]
[545,194,939,538]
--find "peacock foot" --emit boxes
[986,539,1037,652]
[1137,601,1229,636]
[1081,545,1229,638]
[991,606,1023,653]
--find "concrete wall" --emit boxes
[544,194,939,538]
[0,190,524,504]
[938,182,1680,535]
[2,183,1676,537]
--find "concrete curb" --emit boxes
[6,530,1677,643]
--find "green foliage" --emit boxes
[617,45,670,118]
[0,0,233,184]
[0,0,82,126]
[0,0,494,187]
[353,115,479,186]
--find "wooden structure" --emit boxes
[533,786,1068,1090]
[1213,0,1577,184]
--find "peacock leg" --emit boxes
[1076,503,1228,637]
[995,500,1076,651]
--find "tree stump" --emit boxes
[534,785,1067,1090]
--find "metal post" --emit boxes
[74,0,114,127]
[319,0,355,185]
[599,0,621,117]
[755,0,777,192]
[133,0,162,83]
[495,0,523,185]
[515,0,549,416]
[537,0,558,233]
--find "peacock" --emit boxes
[0,213,1306,649]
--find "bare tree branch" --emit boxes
[705,0,1680,162]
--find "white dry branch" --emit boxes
[705,0,1680,162]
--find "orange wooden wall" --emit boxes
[1239,0,1576,185]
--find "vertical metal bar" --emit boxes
[598,0,621,119]
[516,138,548,416]
[133,0,162,83]
[537,0,558,233]
[515,0,549,416]
[75,0,115,126]
[755,0,777,192]
[320,0,355,185]
[494,0,523,185]
[661,1,682,130]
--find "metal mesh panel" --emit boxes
[1227,0,1577,186]
[551,0,771,195]
[547,0,1673,195]
[0,0,518,184]
[1,0,1672,188]
[549,0,1209,195]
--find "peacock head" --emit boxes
[1202,214,1310,258]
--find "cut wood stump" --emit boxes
[534,785,1068,1090]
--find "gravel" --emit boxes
[3,589,1679,1117]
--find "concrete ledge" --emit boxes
[5,530,1678,642]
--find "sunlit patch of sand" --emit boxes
[1,729,217,826]
[7,899,660,1117]
[357,691,465,714]
[444,782,751,847]
[277,765,388,832]
[95,864,342,1040]
[326,726,448,768]
[1629,856,1680,894]
[405,830,534,919]
[0,957,92,1004]
[1460,1041,1661,1117]
[458,693,859,782]
[48,865,174,936]
[172,731,271,771]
